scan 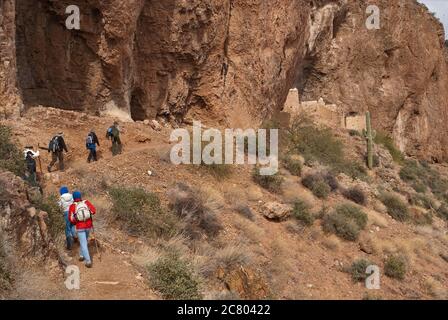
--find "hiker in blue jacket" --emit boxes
[86,130,100,163]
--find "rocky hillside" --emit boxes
[0,107,447,300]
[1,1,447,161]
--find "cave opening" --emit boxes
[130,88,147,121]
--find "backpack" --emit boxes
[25,152,36,172]
[111,126,119,138]
[106,127,113,139]
[86,134,94,145]
[75,201,92,222]
[49,136,60,153]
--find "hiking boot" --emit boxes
[66,237,74,250]
[79,256,85,262]
[85,262,93,268]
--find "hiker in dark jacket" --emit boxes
[106,121,122,156]
[86,130,100,163]
[23,147,39,184]
[47,132,68,172]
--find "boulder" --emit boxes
[261,202,292,221]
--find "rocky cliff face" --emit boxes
[10,0,311,126]
[0,0,22,118]
[299,0,448,161]
[1,0,448,159]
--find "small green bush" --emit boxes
[286,119,367,180]
[436,203,448,221]
[292,199,314,226]
[349,259,372,282]
[0,125,25,177]
[234,204,255,221]
[283,154,302,176]
[168,183,222,239]
[380,193,409,222]
[31,194,65,240]
[0,243,13,293]
[384,255,407,280]
[411,182,427,193]
[399,160,448,202]
[252,167,284,194]
[201,163,233,180]
[342,187,367,206]
[348,130,361,137]
[374,131,404,164]
[110,187,179,239]
[410,210,433,225]
[409,193,435,210]
[286,118,344,168]
[302,173,333,199]
[148,253,202,300]
[339,161,368,181]
[322,204,368,241]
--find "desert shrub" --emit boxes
[410,210,433,225]
[322,204,368,241]
[384,255,407,280]
[374,131,404,164]
[0,242,13,293]
[0,125,25,177]
[234,204,255,221]
[411,181,427,193]
[109,187,179,239]
[148,253,202,300]
[349,259,372,282]
[323,172,339,191]
[399,160,426,183]
[436,203,448,221]
[252,167,283,193]
[348,130,361,137]
[168,183,222,239]
[292,199,314,226]
[408,193,436,210]
[338,161,368,181]
[201,163,233,180]
[286,118,344,167]
[364,154,380,168]
[194,140,233,180]
[302,173,332,199]
[201,245,252,277]
[31,194,65,240]
[283,154,302,176]
[399,160,448,202]
[342,187,367,206]
[286,119,367,179]
[380,193,409,222]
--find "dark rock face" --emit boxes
[12,0,311,125]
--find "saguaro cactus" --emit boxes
[362,111,376,170]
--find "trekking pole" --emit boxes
[37,156,43,174]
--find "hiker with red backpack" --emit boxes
[86,129,100,163]
[69,191,96,268]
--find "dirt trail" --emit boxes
[51,139,162,299]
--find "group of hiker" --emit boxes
[20,122,123,269]
[59,186,97,268]
[23,121,122,184]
